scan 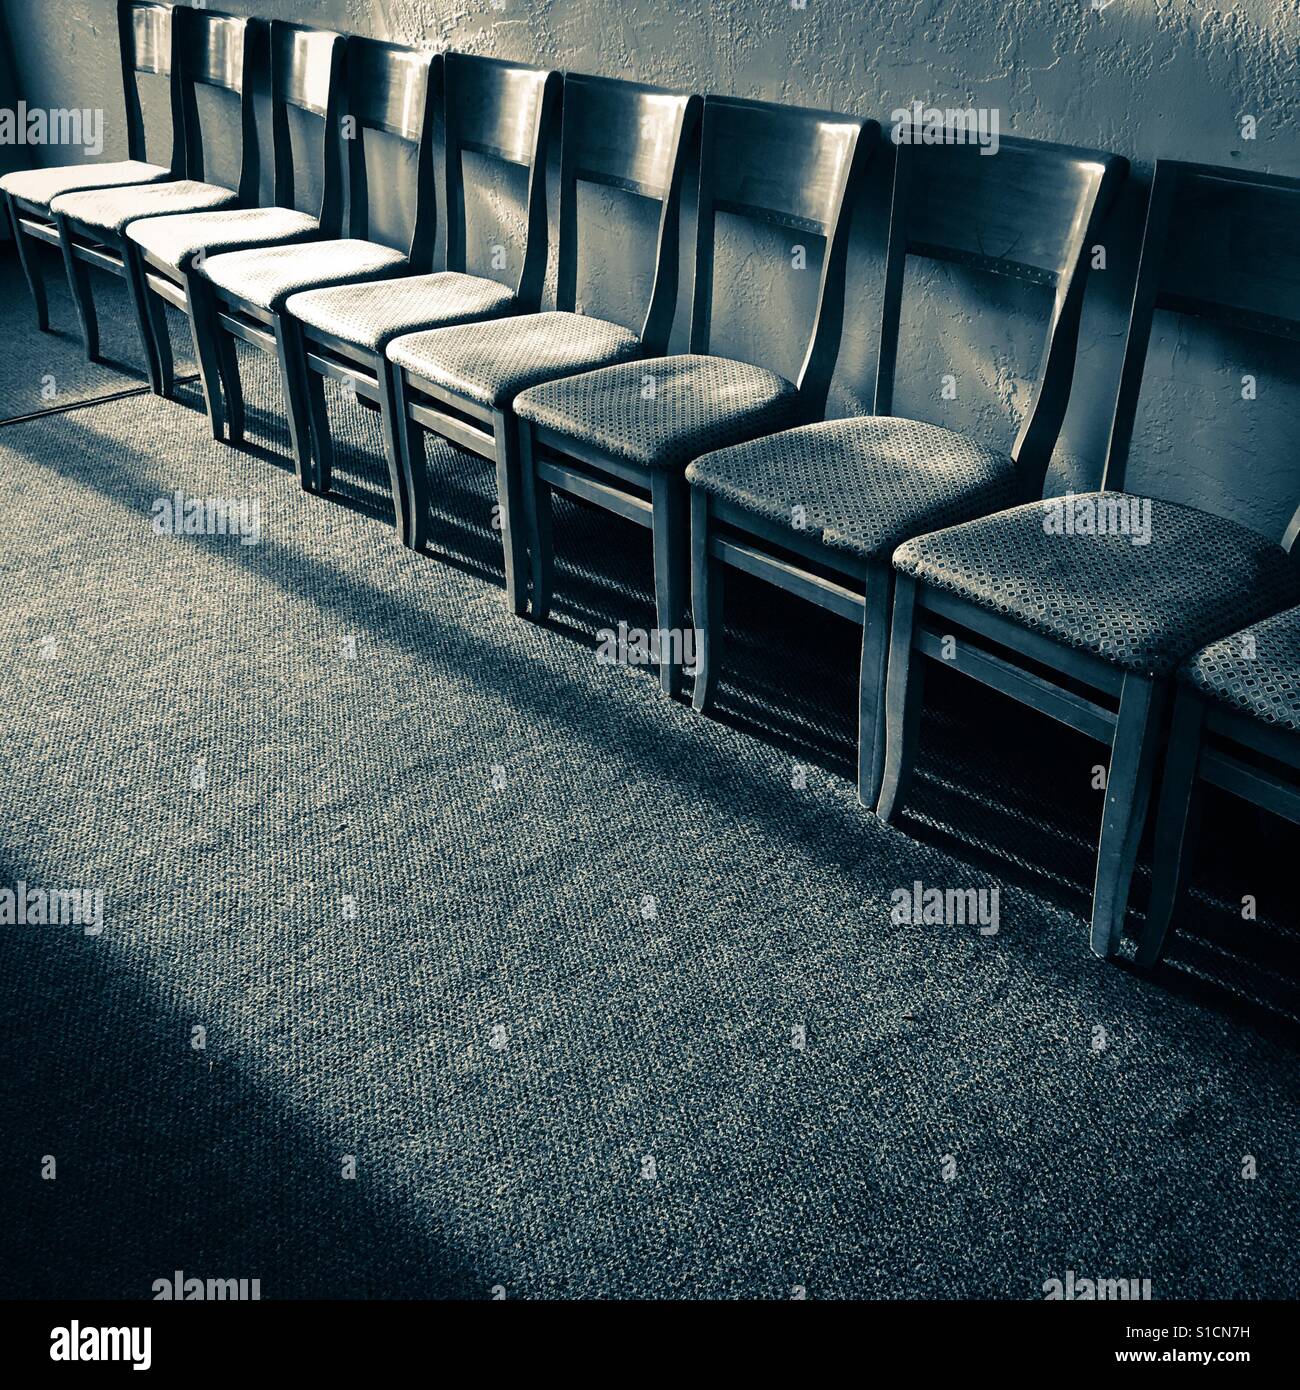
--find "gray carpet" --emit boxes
[0,247,195,422]
[0,338,1297,1300]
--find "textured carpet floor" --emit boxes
[0,248,195,422]
[0,339,1297,1300]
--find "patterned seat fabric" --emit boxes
[387,312,641,409]
[200,238,408,310]
[1,160,170,210]
[286,272,516,352]
[892,492,1300,676]
[1182,606,1300,733]
[49,178,238,234]
[128,206,321,270]
[687,415,1021,561]
[514,353,801,472]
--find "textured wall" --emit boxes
[5,0,1299,530]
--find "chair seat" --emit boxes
[687,415,1020,561]
[128,206,321,271]
[1,160,170,211]
[286,272,516,352]
[514,353,801,472]
[49,179,238,235]
[892,492,1300,676]
[1183,606,1300,734]
[200,238,408,310]
[387,311,641,409]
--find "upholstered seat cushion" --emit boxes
[200,238,408,310]
[49,178,238,234]
[892,492,1300,676]
[514,353,801,472]
[687,415,1021,561]
[1182,606,1300,733]
[1,159,170,210]
[286,272,516,352]
[128,206,321,270]
[387,312,641,408]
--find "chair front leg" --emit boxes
[689,487,723,714]
[875,573,926,822]
[8,195,50,332]
[378,357,411,542]
[213,303,246,446]
[181,265,225,439]
[273,314,315,489]
[492,409,529,617]
[519,419,554,622]
[1089,671,1168,959]
[858,561,894,809]
[303,350,336,497]
[650,470,689,699]
[53,213,100,362]
[120,237,166,395]
[391,365,431,551]
[1136,686,1206,969]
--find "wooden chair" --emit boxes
[46,7,256,391]
[281,54,564,533]
[1,0,181,336]
[1138,586,1300,969]
[512,95,877,696]
[380,71,697,608]
[685,129,1125,806]
[876,161,1300,959]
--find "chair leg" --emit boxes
[120,237,165,394]
[8,196,50,332]
[378,357,411,541]
[520,420,554,621]
[273,314,315,489]
[304,353,336,497]
[1089,673,1167,960]
[858,562,894,809]
[213,305,245,446]
[182,265,225,440]
[690,488,724,713]
[390,365,430,551]
[650,471,689,699]
[1136,687,1206,970]
[137,247,176,397]
[875,573,926,822]
[54,214,100,362]
[492,409,529,616]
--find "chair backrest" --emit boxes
[875,124,1126,493]
[117,0,181,171]
[175,8,255,201]
[341,39,437,269]
[1103,160,1300,545]
[690,95,875,415]
[556,74,700,353]
[442,53,560,310]
[268,20,347,236]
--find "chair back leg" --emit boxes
[689,488,724,714]
[1089,672,1167,958]
[182,266,226,440]
[378,358,412,542]
[121,239,167,395]
[876,573,925,821]
[1137,687,1206,969]
[273,315,315,489]
[492,409,530,616]
[519,420,555,622]
[857,562,893,808]
[54,213,100,362]
[650,471,689,698]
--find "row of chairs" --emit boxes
[4,4,1298,966]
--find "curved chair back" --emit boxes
[176,8,255,201]
[555,74,700,353]
[118,0,182,173]
[268,20,347,237]
[442,53,560,310]
[690,95,876,416]
[875,125,1127,495]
